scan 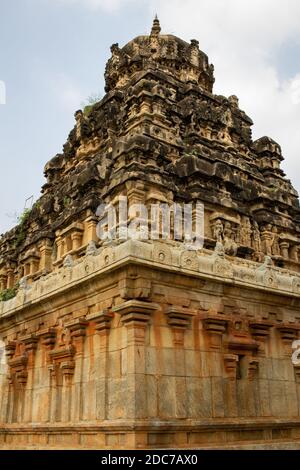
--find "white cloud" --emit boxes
[291,76,300,105]
[42,0,300,192]
[148,0,300,192]
[55,0,139,13]
[49,73,85,112]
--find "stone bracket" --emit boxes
[113,300,158,344]
[87,310,114,333]
[113,300,158,324]
[202,313,229,350]
[165,306,195,346]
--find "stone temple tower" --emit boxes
[0,18,300,449]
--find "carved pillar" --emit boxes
[290,245,299,262]
[5,341,16,424]
[37,327,56,423]
[248,357,259,381]
[6,336,36,423]
[39,239,53,271]
[71,232,82,252]
[113,300,158,423]
[0,271,7,291]
[85,216,98,243]
[55,233,64,260]
[6,264,15,289]
[87,310,114,421]
[48,344,75,422]
[65,318,88,422]
[24,263,30,277]
[21,334,38,422]
[224,354,238,380]
[29,255,40,276]
[280,241,290,260]
[223,354,238,417]
[7,351,28,423]
[60,223,84,254]
[165,306,195,420]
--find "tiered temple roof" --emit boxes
[0,17,299,294]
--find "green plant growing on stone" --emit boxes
[15,208,31,247]
[82,93,102,116]
[63,196,71,208]
[33,200,41,210]
[0,286,18,302]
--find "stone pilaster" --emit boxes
[87,310,114,421]
[20,334,38,422]
[223,354,239,417]
[48,344,76,422]
[113,300,158,425]
[65,318,88,422]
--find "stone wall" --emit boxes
[0,240,300,448]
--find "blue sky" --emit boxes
[0,0,300,234]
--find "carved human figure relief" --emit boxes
[271,226,280,256]
[240,217,252,246]
[213,219,224,243]
[252,221,262,253]
[223,221,238,256]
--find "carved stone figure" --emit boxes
[213,219,224,242]
[240,217,252,246]
[271,226,281,256]
[223,221,238,256]
[252,221,262,253]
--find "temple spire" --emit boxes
[151,15,161,37]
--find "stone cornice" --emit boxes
[0,239,300,323]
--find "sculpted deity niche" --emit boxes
[211,215,266,261]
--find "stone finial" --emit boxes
[151,15,161,37]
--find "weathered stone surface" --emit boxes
[0,18,300,449]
